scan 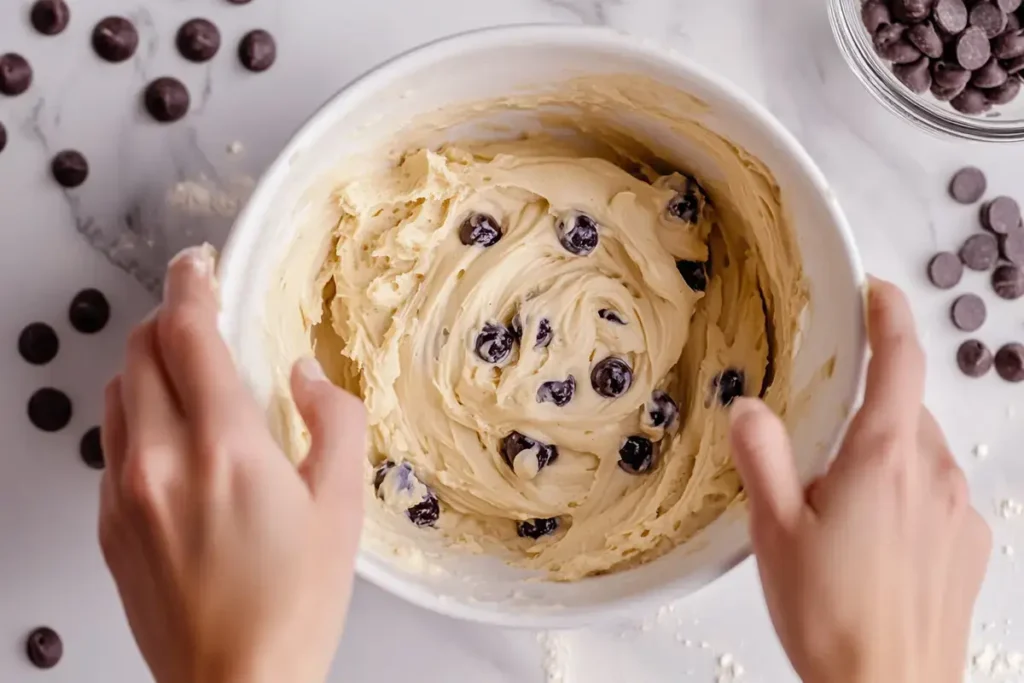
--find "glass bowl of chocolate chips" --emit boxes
[830,0,1024,141]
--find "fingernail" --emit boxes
[296,356,328,384]
[164,244,217,301]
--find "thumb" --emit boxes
[729,398,805,533]
[290,357,368,511]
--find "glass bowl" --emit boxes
[829,0,1024,142]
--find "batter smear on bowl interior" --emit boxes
[266,77,807,581]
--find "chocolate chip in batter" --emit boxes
[996,343,1024,382]
[80,426,104,470]
[1001,230,1024,265]
[982,196,1021,235]
[928,251,964,288]
[713,369,745,407]
[666,175,709,225]
[475,322,515,364]
[69,288,110,334]
[644,390,678,430]
[949,166,987,204]
[373,461,440,527]
[238,29,276,72]
[18,322,59,365]
[500,431,558,473]
[25,627,62,669]
[144,77,191,123]
[407,493,440,527]
[92,17,138,63]
[517,517,559,539]
[676,260,708,292]
[618,436,656,475]
[959,232,999,271]
[598,308,627,325]
[511,314,553,349]
[28,388,72,432]
[459,213,502,247]
[993,264,1024,299]
[957,339,994,377]
[556,211,599,256]
[0,54,33,96]
[591,357,633,399]
[31,0,71,36]
[537,375,576,407]
[951,293,986,331]
[51,150,89,188]
[176,18,221,63]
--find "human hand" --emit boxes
[729,279,991,683]
[98,246,367,683]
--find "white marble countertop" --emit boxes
[1,0,1023,681]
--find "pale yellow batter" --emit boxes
[265,76,806,581]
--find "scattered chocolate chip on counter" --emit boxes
[996,342,1024,382]
[949,166,987,204]
[30,0,70,36]
[80,426,104,469]
[960,232,999,270]
[144,77,191,123]
[51,150,89,188]
[18,322,59,365]
[0,53,33,96]
[928,251,964,288]
[92,16,139,63]
[69,288,110,334]
[177,18,221,63]
[992,264,1024,299]
[951,293,987,331]
[957,339,994,377]
[238,29,276,72]
[28,388,72,432]
[982,196,1022,234]
[25,627,62,669]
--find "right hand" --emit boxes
[729,279,991,683]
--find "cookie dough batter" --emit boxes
[266,76,806,581]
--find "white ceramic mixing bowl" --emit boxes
[218,25,867,628]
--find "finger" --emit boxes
[102,376,128,474]
[291,357,367,510]
[121,318,182,450]
[858,278,926,435]
[918,408,959,474]
[729,398,807,532]
[156,245,254,426]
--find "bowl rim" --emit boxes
[219,23,869,629]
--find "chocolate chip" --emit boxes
[618,436,656,475]
[894,55,934,92]
[500,431,558,472]
[28,388,72,432]
[459,213,502,247]
[982,196,1022,234]
[993,264,1024,299]
[31,0,70,36]
[951,85,993,113]
[957,26,993,69]
[677,260,708,292]
[933,60,973,89]
[666,176,709,224]
[1002,54,1024,74]
[69,288,110,334]
[407,494,440,527]
[935,0,970,33]
[714,369,745,406]
[144,77,190,123]
[0,54,33,96]
[957,339,994,377]
[475,322,514,364]
[591,357,633,398]
[1009,12,1023,31]
[239,29,276,72]
[928,251,964,288]
[644,390,679,429]
[908,21,945,58]
[537,375,575,407]
[973,56,1010,87]
[970,1,1008,37]
[997,0,1023,13]
[176,18,221,63]
[874,24,924,63]
[995,342,1024,382]
[895,0,936,21]
[25,627,62,669]
[19,322,59,365]
[511,314,552,349]
[556,211,599,256]
[373,462,441,527]
[931,79,968,100]
[51,150,89,188]
[951,293,986,331]
[993,28,1024,58]
[1001,229,1024,264]
[949,166,987,203]
[517,517,559,539]
[80,426,104,469]
[960,232,999,270]
[598,309,628,325]
[92,17,139,63]
[987,76,1023,103]
[862,1,893,33]
[0,121,6,153]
